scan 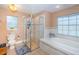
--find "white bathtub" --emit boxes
[40,37,79,55]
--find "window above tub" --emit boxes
[57,13,79,37]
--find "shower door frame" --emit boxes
[23,16,31,51]
[23,15,45,52]
[39,15,45,39]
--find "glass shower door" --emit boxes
[31,22,40,51]
[23,17,31,51]
[24,17,40,51]
[39,16,45,39]
[27,17,40,51]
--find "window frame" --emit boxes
[7,16,18,30]
[57,13,79,38]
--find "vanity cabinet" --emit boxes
[0,43,7,55]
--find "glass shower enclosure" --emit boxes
[23,16,40,52]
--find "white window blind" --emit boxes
[57,14,79,37]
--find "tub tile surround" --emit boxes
[40,27,79,55]
[44,27,56,39]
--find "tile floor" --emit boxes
[7,39,48,55]
[27,48,48,55]
[7,48,48,55]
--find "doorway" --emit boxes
[7,16,18,49]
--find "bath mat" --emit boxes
[15,44,31,55]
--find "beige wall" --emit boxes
[1,5,79,44]
[34,11,52,28]
[33,5,79,28]
[32,12,52,45]
[51,5,79,27]
[0,7,29,44]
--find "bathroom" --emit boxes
[0,4,79,55]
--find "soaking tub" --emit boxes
[40,37,79,55]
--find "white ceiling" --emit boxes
[16,4,75,14]
[0,4,76,14]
